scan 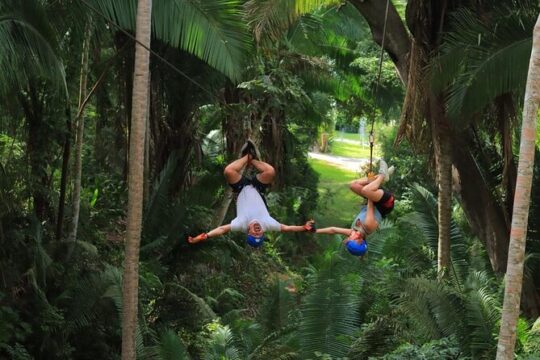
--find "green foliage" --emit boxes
[299,268,360,358]
[371,336,465,360]
[329,140,373,159]
[522,317,540,356]
[2,0,540,359]
[258,278,296,332]
[0,0,67,95]
[203,322,242,360]
[432,0,539,121]
[245,0,340,44]
[309,158,357,228]
[146,329,190,360]
[92,0,251,81]
[379,123,434,197]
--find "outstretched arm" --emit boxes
[188,224,232,244]
[280,220,316,233]
[316,226,353,236]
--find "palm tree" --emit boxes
[496,14,540,360]
[121,0,152,359]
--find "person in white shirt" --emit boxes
[188,141,315,247]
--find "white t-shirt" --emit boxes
[230,185,281,232]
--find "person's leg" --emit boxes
[355,174,385,203]
[224,154,250,184]
[350,176,373,196]
[252,159,275,185]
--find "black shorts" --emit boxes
[229,175,269,194]
[374,189,395,218]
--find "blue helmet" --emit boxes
[345,239,367,256]
[246,234,265,248]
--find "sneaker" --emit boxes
[246,139,259,160]
[240,141,254,158]
[248,140,261,160]
[378,159,388,176]
[385,165,395,182]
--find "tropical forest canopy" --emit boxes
[0,0,539,359]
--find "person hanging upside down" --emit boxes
[315,160,395,257]
[188,140,316,247]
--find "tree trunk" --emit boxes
[68,25,91,242]
[452,136,510,272]
[21,84,50,222]
[121,0,152,358]
[496,14,540,360]
[56,107,72,240]
[349,0,410,83]
[431,96,452,277]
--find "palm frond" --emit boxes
[401,184,438,248]
[431,3,538,121]
[395,277,466,341]
[91,0,251,81]
[145,329,190,360]
[0,0,66,95]
[400,184,471,285]
[463,271,500,358]
[247,323,298,359]
[347,317,400,359]
[446,38,531,120]
[299,274,359,357]
[204,325,242,360]
[245,0,340,44]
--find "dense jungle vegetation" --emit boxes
[1,0,540,359]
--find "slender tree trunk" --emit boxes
[431,96,452,276]
[144,81,151,203]
[121,0,152,358]
[496,14,540,360]
[437,134,452,276]
[56,107,72,240]
[68,25,91,242]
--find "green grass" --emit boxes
[329,141,373,159]
[334,131,363,142]
[309,158,360,228]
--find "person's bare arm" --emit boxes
[188,224,232,243]
[280,220,316,233]
[316,226,353,236]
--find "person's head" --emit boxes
[247,220,265,248]
[345,231,367,256]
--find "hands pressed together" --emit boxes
[303,220,317,233]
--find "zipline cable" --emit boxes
[368,0,391,176]
[79,0,220,101]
